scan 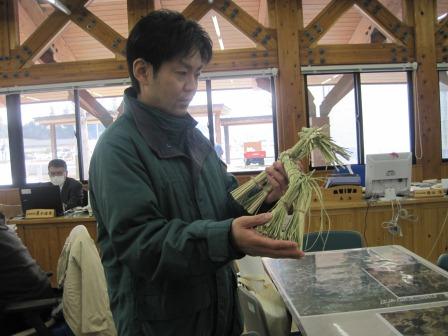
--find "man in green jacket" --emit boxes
[89,10,303,336]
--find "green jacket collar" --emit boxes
[124,87,198,159]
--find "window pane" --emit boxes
[81,86,125,178]
[210,77,275,172]
[21,91,77,183]
[360,72,411,157]
[0,96,12,185]
[189,80,210,141]
[307,74,358,166]
[440,71,448,159]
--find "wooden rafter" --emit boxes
[18,0,76,62]
[69,7,127,60]
[301,43,414,65]
[11,0,89,70]
[319,75,353,116]
[207,48,278,71]
[348,0,401,44]
[127,0,154,31]
[182,0,213,22]
[301,0,354,47]
[78,90,114,127]
[0,59,128,88]
[354,0,413,47]
[0,46,279,88]
[211,0,277,50]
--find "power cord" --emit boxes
[381,199,418,238]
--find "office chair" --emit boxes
[437,253,448,272]
[302,230,364,252]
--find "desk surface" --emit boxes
[8,211,95,225]
[263,245,448,336]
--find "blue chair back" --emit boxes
[303,230,363,252]
[437,253,448,272]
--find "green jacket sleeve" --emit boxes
[91,138,242,283]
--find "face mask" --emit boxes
[50,175,65,187]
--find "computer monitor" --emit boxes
[20,184,64,216]
[365,152,412,198]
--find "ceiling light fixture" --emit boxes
[45,0,71,15]
[212,15,224,50]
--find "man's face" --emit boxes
[48,166,67,179]
[137,51,205,116]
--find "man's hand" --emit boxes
[265,161,288,204]
[231,213,304,259]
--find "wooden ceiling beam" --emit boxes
[69,7,127,60]
[12,0,89,70]
[0,47,278,87]
[0,59,128,88]
[18,0,76,62]
[78,89,114,127]
[301,43,413,65]
[301,0,354,47]
[127,0,154,32]
[207,48,277,71]
[211,0,277,50]
[354,0,413,47]
[319,75,354,116]
[182,0,212,22]
[0,0,19,61]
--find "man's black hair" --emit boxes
[48,159,67,171]
[126,10,213,93]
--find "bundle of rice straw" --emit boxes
[231,125,350,249]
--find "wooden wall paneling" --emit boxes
[22,225,60,285]
[182,0,213,21]
[413,0,441,179]
[354,0,413,47]
[274,0,306,151]
[211,0,277,50]
[127,0,154,32]
[302,43,414,65]
[416,203,448,263]
[0,188,20,205]
[301,0,354,47]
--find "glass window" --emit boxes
[306,74,358,166]
[80,86,125,178]
[440,71,448,159]
[210,77,275,172]
[360,72,411,156]
[189,80,210,140]
[21,91,77,183]
[0,96,12,185]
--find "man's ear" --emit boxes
[133,58,153,85]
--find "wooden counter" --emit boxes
[9,213,97,286]
[7,196,448,286]
[309,197,448,263]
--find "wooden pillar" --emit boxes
[224,125,230,164]
[127,0,154,32]
[413,0,441,179]
[50,124,57,159]
[274,0,307,151]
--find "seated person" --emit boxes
[0,212,55,334]
[48,159,83,210]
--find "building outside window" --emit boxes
[306,71,412,167]
[20,91,77,183]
